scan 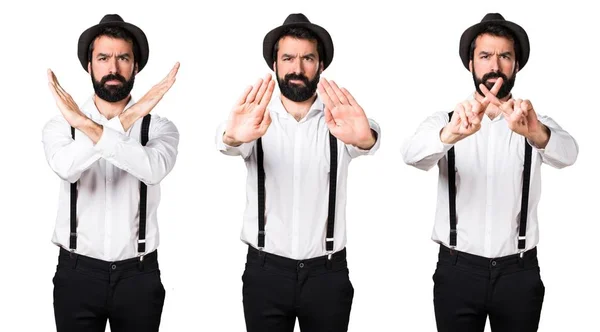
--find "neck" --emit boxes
[93,94,131,120]
[281,93,317,122]
[473,91,512,120]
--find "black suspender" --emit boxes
[518,141,533,251]
[447,113,457,248]
[69,127,77,251]
[138,114,152,256]
[69,114,152,257]
[256,132,338,255]
[446,111,532,252]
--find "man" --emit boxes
[216,13,381,332]
[401,13,578,332]
[43,14,179,332]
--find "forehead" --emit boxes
[474,33,515,52]
[92,35,134,54]
[277,36,318,55]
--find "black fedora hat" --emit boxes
[77,14,149,73]
[459,13,529,70]
[263,13,334,70]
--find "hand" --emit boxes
[121,62,180,131]
[47,69,88,128]
[499,99,549,147]
[223,74,275,146]
[440,78,504,144]
[318,78,375,150]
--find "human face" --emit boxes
[470,33,518,99]
[88,35,137,102]
[274,36,323,102]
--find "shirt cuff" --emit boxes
[93,126,123,158]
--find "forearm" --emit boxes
[94,117,180,185]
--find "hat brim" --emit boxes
[78,21,149,73]
[263,22,334,70]
[459,20,529,71]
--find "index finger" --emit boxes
[479,83,502,107]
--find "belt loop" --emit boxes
[260,251,266,267]
[69,251,78,269]
[518,250,525,268]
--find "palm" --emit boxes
[47,69,87,128]
[502,99,539,137]
[327,104,371,145]
[225,75,275,143]
[318,78,373,147]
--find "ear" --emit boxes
[272,61,276,73]
[514,62,520,74]
[319,61,324,74]
[87,62,92,74]
[134,62,139,75]
[469,59,473,73]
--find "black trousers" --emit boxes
[53,248,166,332]
[242,246,354,332]
[433,245,545,332]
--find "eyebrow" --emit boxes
[96,52,132,58]
[281,53,316,58]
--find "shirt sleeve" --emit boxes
[400,111,455,171]
[42,115,102,183]
[344,118,382,158]
[93,115,180,185]
[528,114,579,168]
[215,121,255,159]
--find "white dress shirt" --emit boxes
[401,106,578,258]
[43,96,179,261]
[216,94,381,260]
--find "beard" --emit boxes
[276,68,320,102]
[91,69,135,102]
[473,69,516,99]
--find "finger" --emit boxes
[318,78,341,106]
[514,99,524,117]
[328,80,349,105]
[258,79,275,108]
[323,105,336,127]
[461,100,472,114]
[245,78,264,104]
[500,99,515,118]
[488,77,504,96]
[479,83,502,107]
[254,74,272,105]
[469,99,484,115]
[458,108,469,128]
[318,83,334,109]
[235,85,253,106]
[341,87,359,107]
[261,107,272,128]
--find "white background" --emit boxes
[0,0,597,331]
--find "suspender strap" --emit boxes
[256,133,338,252]
[137,114,152,254]
[69,127,77,250]
[447,112,457,247]
[518,139,533,250]
[446,111,533,251]
[326,133,338,252]
[257,137,266,249]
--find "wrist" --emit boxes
[223,131,242,147]
[355,130,376,150]
[440,126,461,145]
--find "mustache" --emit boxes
[481,71,509,83]
[283,73,310,85]
[100,73,127,85]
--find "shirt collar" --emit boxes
[81,94,136,123]
[270,93,324,122]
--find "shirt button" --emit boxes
[491,260,497,267]
[111,264,117,270]
[299,262,304,268]
[107,178,112,183]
